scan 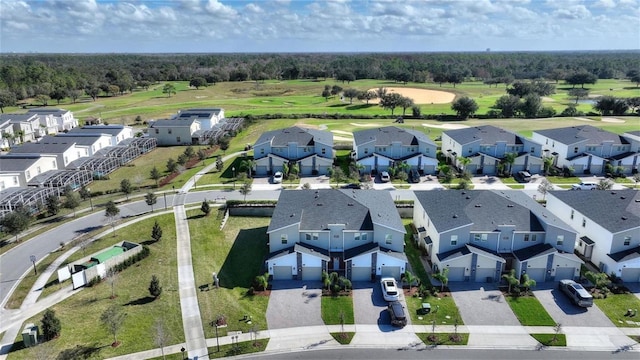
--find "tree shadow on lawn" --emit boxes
[218,227,269,289]
[56,343,107,360]
[329,103,348,108]
[124,296,156,306]
[346,104,376,110]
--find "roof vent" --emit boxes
[620,196,626,200]
[507,204,514,207]
[475,204,482,207]
[316,203,323,206]
[453,214,458,218]
[290,213,295,217]
[621,216,627,220]
[461,191,466,195]
[348,203,354,206]
[466,196,471,200]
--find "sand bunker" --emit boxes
[422,123,470,130]
[601,117,625,123]
[366,87,455,104]
[332,130,353,135]
[573,117,596,122]
[350,123,384,127]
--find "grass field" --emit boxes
[9,213,183,360]
[595,293,640,328]
[506,295,556,326]
[321,296,355,325]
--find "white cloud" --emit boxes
[594,0,616,7]
[553,5,591,19]
[204,0,238,18]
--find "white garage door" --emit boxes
[256,166,268,176]
[621,268,640,283]
[527,268,546,283]
[273,266,292,280]
[381,266,401,281]
[302,267,322,281]
[475,268,496,282]
[554,267,575,281]
[447,267,466,282]
[351,267,371,281]
[301,166,313,176]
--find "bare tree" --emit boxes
[154,319,171,360]
[100,305,126,347]
[537,179,554,201]
[106,268,118,299]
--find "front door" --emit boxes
[333,257,340,271]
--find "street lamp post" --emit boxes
[30,255,37,275]
[232,167,236,189]
[163,192,167,210]
[214,323,220,352]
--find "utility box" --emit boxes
[22,323,39,347]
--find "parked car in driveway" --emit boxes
[558,279,593,307]
[380,277,399,302]
[387,301,407,327]
[380,171,391,182]
[515,170,532,183]
[571,182,597,190]
[272,171,283,183]
[409,169,420,183]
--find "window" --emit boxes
[354,233,360,241]
[425,148,430,154]
[26,170,30,179]
[531,234,537,242]
[306,233,312,241]
[281,234,288,244]
[545,139,548,145]
[364,148,368,154]
[361,233,367,241]
[474,234,481,242]
[260,148,264,155]
[587,146,596,152]
[385,234,392,244]
[556,235,564,246]
[13,176,18,185]
[306,233,319,241]
[168,129,172,134]
[0,181,4,190]
[570,210,574,219]
[303,147,308,153]
[582,218,586,227]
[155,129,159,134]
[530,147,535,154]
[468,148,472,154]
[37,166,41,174]
[321,148,326,155]
[176,137,181,143]
[624,236,631,246]
[573,147,578,154]
[451,235,458,246]
[524,234,530,242]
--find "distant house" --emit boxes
[68,125,134,146]
[0,119,15,149]
[0,113,41,144]
[0,154,59,187]
[9,139,81,169]
[352,126,438,174]
[412,190,581,283]
[442,125,543,175]
[170,108,224,130]
[148,118,201,146]
[546,190,640,283]
[266,189,407,281]
[253,126,334,176]
[41,133,112,157]
[532,125,638,175]
[26,108,78,132]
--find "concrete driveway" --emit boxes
[533,283,613,327]
[449,283,520,326]
[251,176,283,190]
[352,281,411,327]
[266,281,323,329]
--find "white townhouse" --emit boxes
[26,108,78,132]
[546,190,640,283]
[148,118,201,146]
[0,113,41,143]
[41,133,112,157]
[68,125,134,147]
[170,108,224,130]
[532,125,638,175]
[352,126,438,174]
[0,154,59,187]
[0,119,15,149]
[442,125,544,175]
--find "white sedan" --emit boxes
[571,182,597,190]
[272,171,283,183]
[380,277,400,302]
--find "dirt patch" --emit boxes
[367,87,455,104]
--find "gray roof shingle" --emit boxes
[549,189,640,233]
[534,125,629,145]
[255,126,333,147]
[443,125,524,145]
[68,125,127,136]
[268,189,404,234]
[353,126,435,147]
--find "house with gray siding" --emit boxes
[442,125,543,175]
[26,108,78,132]
[266,189,406,281]
[253,126,333,176]
[532,125,637,175]
[412,190,581,283]
[546,190,640,283]
[352,126,438,174]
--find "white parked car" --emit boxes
[380,171,391,182]
[380,277,400,302]
[571,182,597,190]
[272,171,283,184]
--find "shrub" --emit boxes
[41,309,62,341]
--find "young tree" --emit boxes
[568,88,589,104]
[502,269,520,294]
[218,137,230,153]
[321,85,331,101]
[183,145,195,159]
[451,96,479,119]
[150,166,162,187]
[154,319,170,360]
[239,181,252,201]
[46,194,61,216]
[542,156,554,176]
[403,271,418,291]
[145,192,157,212]
[342,88,360,104]
[0,209,32,242]
[149,275,163,298]
[106,268,118,299]
[597,179,614,190]
[537,179,554,201]
[100,305,126,347]
[41,309,61,341]
[215,156,224,172]
[197,149,207,165]
[379,92,403,115]
[151,220,163,242]
[105,201,120,235]
[120,179,133,200]
[201,199,211,216]
[502,152,518,176]
[177,154,188,166]
[399,96,415,116]
[166,158,178,173]
[520,273,536,293]
[162,83,176,98]
[63,191,81,217]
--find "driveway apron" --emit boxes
[449,283,520,326]
[266,280,323,329]
[352,281,411,327]
[533,283,614,327]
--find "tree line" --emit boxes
[0,52,639,110]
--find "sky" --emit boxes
[1,0,639,53]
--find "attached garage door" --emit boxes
[302,267,322,281]
[351,266,371,281]
[529,164,542,174]
[621,268,640,283]
[554,267,575,281]
[475,268,496,282]
[483,165,495,175]
[381,266,401,280]
[447,267,466,282]
[256,166,268,176]
[272,266,292,280]
[300,166,313,176]
[527,268,546,283]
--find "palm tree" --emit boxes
[432,268,449,292]
[403,271,418,291]
[502,152,517,176]
[542,156,554,176]
[502,269,519,294]
[520,274,536,293]
[456,156,471,173]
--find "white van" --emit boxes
[559,279,593,307]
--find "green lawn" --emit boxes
[506,295,556,326]
[595,293,640,328]
[416,332,469,346]
[189,214,271,339]
[8,213,183,359]
[321,295,355,325]
[531,333,567,346]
